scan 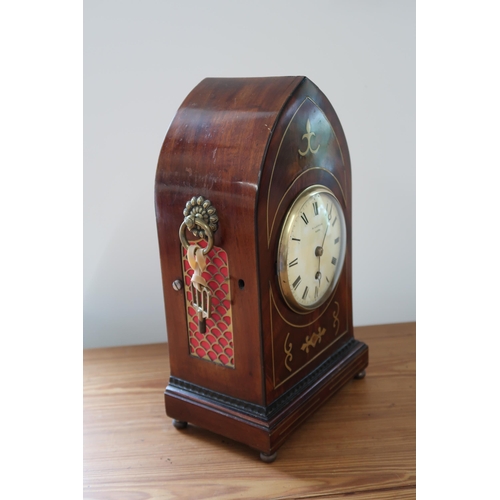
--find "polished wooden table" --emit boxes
[83,322,415,499]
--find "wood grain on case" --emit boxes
[156,77,303,405]
[155,76,368,457]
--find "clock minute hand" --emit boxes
[321,217,330,248]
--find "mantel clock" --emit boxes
[155,76,368,462]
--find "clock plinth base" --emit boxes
[165,339,368,457]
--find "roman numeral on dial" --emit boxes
[302,286,309,300]
[292,276,302,290]
[288,258,298,267]
[313,201,318,216]
[301,213,309,225]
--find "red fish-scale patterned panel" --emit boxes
[182,239,234,368]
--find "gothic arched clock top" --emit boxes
[266,96,348,247]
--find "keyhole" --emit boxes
[238,279,245,290]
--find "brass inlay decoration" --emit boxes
[284,333,293,372]
[266,96,351,389]
[270,284,334,328]
[301,326,326,353]
[270,288,276,386]
[266,96,347,247]
[269,168,347,250]
[270,285,349,389]
[332,301,340,335]
[298,119,320,156]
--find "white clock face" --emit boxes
[277,185,346,313]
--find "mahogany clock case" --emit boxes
[155,76,368,458]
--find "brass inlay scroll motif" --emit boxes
[301,326,326,353]
[332,301,340,335]
[284,333,293,372]
[298,119,320,156]
[267,97,346,246]
[271,288,349,388]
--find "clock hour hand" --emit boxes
[315,217,329,288]
[315,247,323,287]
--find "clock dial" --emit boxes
[278,185,346,313]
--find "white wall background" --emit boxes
[84,0,415,348]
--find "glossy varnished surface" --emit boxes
[156,77,360,414]
[155,77,303,405]
[83,322,415,499]
[257,78,355,402]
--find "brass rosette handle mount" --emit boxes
[179,196,219,254]
[179,196,219,333]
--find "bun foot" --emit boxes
[354,370,366,380]
[260,451,277,463]
[172,419,188,429]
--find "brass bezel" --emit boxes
[277,185,346,314]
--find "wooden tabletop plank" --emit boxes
[84,322,415,499]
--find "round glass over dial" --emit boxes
[277,185,346,313]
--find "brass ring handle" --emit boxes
[179,218,214,255]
